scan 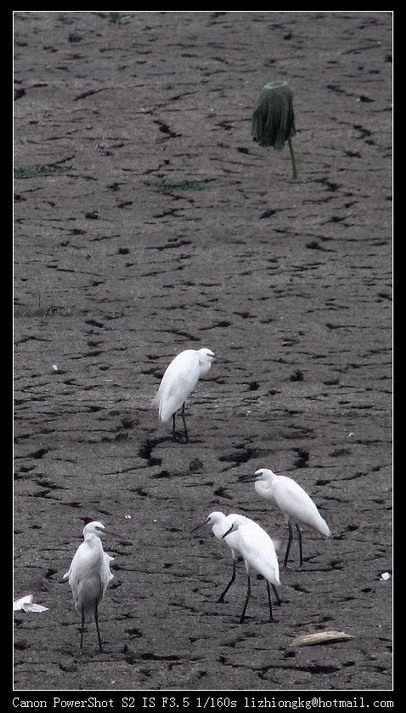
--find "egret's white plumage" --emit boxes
[64,521,114,652]
[192,511,251,602]
[222,515,281,623]
[240,468,331,567]
[152,347,225,442]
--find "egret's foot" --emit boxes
[172,431,188,444]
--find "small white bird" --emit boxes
[221,516,281,624]
[152,347,228,442]
[239,468,331,568]
[191,511,251,603]
[64,521,114,653]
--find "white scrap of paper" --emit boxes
[14,595,49,613]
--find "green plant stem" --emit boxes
[288,139,298,179]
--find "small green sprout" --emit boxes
[108,12,121,24]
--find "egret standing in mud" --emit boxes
[239,468,331,567]
[152,347,228,442]
[221,516,281,624]
[64,521,114,653]
[191,511,252,603]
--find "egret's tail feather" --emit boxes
[320,519,331,538]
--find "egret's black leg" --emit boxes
[172,413,177,441]
[284,521,294,567]
[80,606,85,652]
[218,560,236,603]
[272,583,282,606]
[94,604,103,652]
[296,524,303,567]
[266,581,277,622]
[180,402,189,443]
[239,575,251,623]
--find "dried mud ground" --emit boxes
[13,12,392,693]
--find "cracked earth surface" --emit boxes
[14,11,392,691]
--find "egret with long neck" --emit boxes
[239,468,331,567]
[152,347,228,442]
[64,521,114,653]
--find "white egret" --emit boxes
[239,468,331,567]
[191,511,251,602]
[63,521,114,653]
[221,516,281,624]
[152,347,228,442]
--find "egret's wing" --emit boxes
[274,478,313,518]
[64,541,85,585]
[155,352,200,421]
[275,477,330,535]
[238,523,280,584]
[102,553,115,586]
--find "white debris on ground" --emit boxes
[14,595,49,613]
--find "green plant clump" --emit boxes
[143,179,211,192]
[14,165,72,179]
[108,12,121,24]
[14,305,93,318]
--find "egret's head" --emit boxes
[83,521,105,538]
[254,468,276,482]
[196,348,216,377]
[190,511,224,532]
[205,511,225,526]
[197,348,230,376]
[238,468,275,484]
[198,348,216,363]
